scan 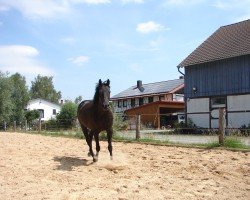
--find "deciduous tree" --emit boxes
[30,75,61,103]
[10,73,30,123]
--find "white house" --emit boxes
[26,98,61,121]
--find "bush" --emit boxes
[56,102,77,129]
[25,110,40,124]
[112,113,128,132]
[239,124,250,136]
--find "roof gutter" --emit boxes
[177,66,185,76]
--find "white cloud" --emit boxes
[164,0,205,6]
[0,0,110,20]
[0,45,53,76]
[68,56,90,65]
[129,63,142,72]
[136,21,169,34]
[213,0,250,22]
[61,37,76,45]
[0,0,70,19]
[70,0,111,4]
[121,0,144,4]
[0,4,9,11]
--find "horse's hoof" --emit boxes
[110,156,113,160]
[88,152,92,157]
[93,156,98,162]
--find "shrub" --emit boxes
[56,102,77,129]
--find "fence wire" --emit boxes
[0,114,249,147]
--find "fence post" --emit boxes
[4,121,7,131]
[219,108,226,145]
[136,114,141,140]
[25,120,27,132]
[14,121,16,132]
[39,118,42,133]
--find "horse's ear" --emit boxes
[106,79,110,86]
[99,79,102,86]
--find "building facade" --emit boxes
[111,78,185,128]
[178,20,250,128]
[26,98,61,121]
[111,79,184,113]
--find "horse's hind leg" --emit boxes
[80,125,92,157]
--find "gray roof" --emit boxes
[178,19,250,67]
[111,79,184,99]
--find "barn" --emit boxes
[177,19,250,128]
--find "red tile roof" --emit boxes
[178,19,250,68]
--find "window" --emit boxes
[211,97,226,108]
[123,100,127,107]
[53,109,57,115]
[148,96,153,103]
[159,95,165,101]
[118,100,122,108]
[139,97,144,106]
[131,98,135,107]
[38,109,44,118]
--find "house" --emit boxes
[177,19,250,128]
[111,78,185,128]
[26,98,61,121]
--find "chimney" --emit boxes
[137,80,144,92]
[137,80,142,89]
[60,99,64,105]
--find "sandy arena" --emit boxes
[0,132,249,200]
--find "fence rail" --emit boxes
[1,109,250,147]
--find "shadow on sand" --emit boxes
[53,156,93,171]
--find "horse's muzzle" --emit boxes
[103,104,110,109]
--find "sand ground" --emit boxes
[0,132,249,200]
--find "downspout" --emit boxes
[177,66,185,76]
[177,65,187,127]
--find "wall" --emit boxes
[186,98,210,128]
[227,94,250,128]
[185,55,250,98]
[26,99,61,121]
[186,94,250,128]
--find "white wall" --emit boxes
[187,95,250,128]
[187,114,210,128]
[187,98,209,113]
[26,99,61,121]
[227,94,250,111]
[227,94,250,128]
[186,98,210,128]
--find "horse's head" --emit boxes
[95,79,111,109]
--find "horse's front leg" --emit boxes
[94,132,100,162]
[107,128,113,160]
[88,130,97,162]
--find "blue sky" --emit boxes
[0,0,250,100]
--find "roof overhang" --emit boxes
[124,100,185,114]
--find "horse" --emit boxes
[77,79,113,162]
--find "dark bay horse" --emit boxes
[77,79,113,162]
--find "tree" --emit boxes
[10,73,30,123]
[0,72,13,123]
[30,75,61,103]
[56,102,77,129]
[74,95,83,104]
[25,110,40,128]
